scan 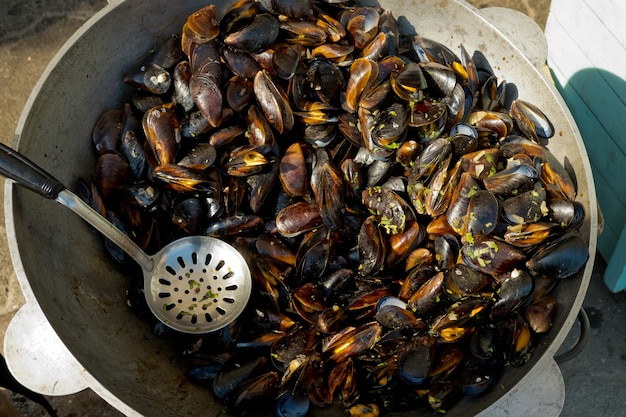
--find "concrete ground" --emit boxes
[2,0,625,416]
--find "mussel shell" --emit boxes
[386,220,426,268]
[181,110,212,139]
[444,264,492,301]
[406,271,446,318]
[275,391,310,417]
[526,233,589,279]
[171,197,206,234]
[357,215,386,276]
[96,153,129,200]
[311,148,345,230]
[183,4,220,45]
[545,198,585,229]
[204,213,263,236]
[461,358,500,397]
[93,109,122,154]
[208,125,246,148]
[213,356,267,400]
[120,182,160,210]
[292,283,327,324]
[222,44,262,79]
[323,321,382,363]
[525,294,557,333]
[370,102,409,149]
[390,61,427,102]
[224,13,280,53]
[275,202,323,238]
[344,58,379,113]
[421,61,457,97]
[279,142,309,197]
[178,143,217,170]
[489,269,534,319]
[446,172,479,234]
[303,123,338,148]
[225,76,255,113]
[273,44,305,80]
[258,0,314,19]
[434,234,459,272]
[483,163,538,197]
[280,19,327,47]
[461,235,526,276]
[469,324,506,366]
[460,147,500,180]
[247,161,280,213]
[152,164,217,193]
[346,6,380,49]
[295,230,333,282]
[231,371,280,412]
[408,137,451,182]
[500,136,577,201]
[190,72,223,128]
[501,183,546,225]
[412,35,459,66]
[511,99,555,142]
[223,145,274,177]
[172,61,195,112]
[375,303,427,332]
[246,105,276,148]
[464,189,499,237]
[306,58,344,106]
[124,63,171,95]
[147,34,183,69]
[467,110,513,139]
[189,39,221,74]
[254,70,295,134]
[397,337,435,387]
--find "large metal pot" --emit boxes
[3,0,597,416]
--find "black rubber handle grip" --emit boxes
[0,142,65,199]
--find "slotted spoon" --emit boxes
[0,142,252,334]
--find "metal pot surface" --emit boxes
[4,0,597,416]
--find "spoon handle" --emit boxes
[0,142,153,272]
[0,142,65,199]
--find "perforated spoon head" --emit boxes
[0,143,252,334]
[146,236,252,334]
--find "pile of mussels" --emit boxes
[85,0,590,415]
